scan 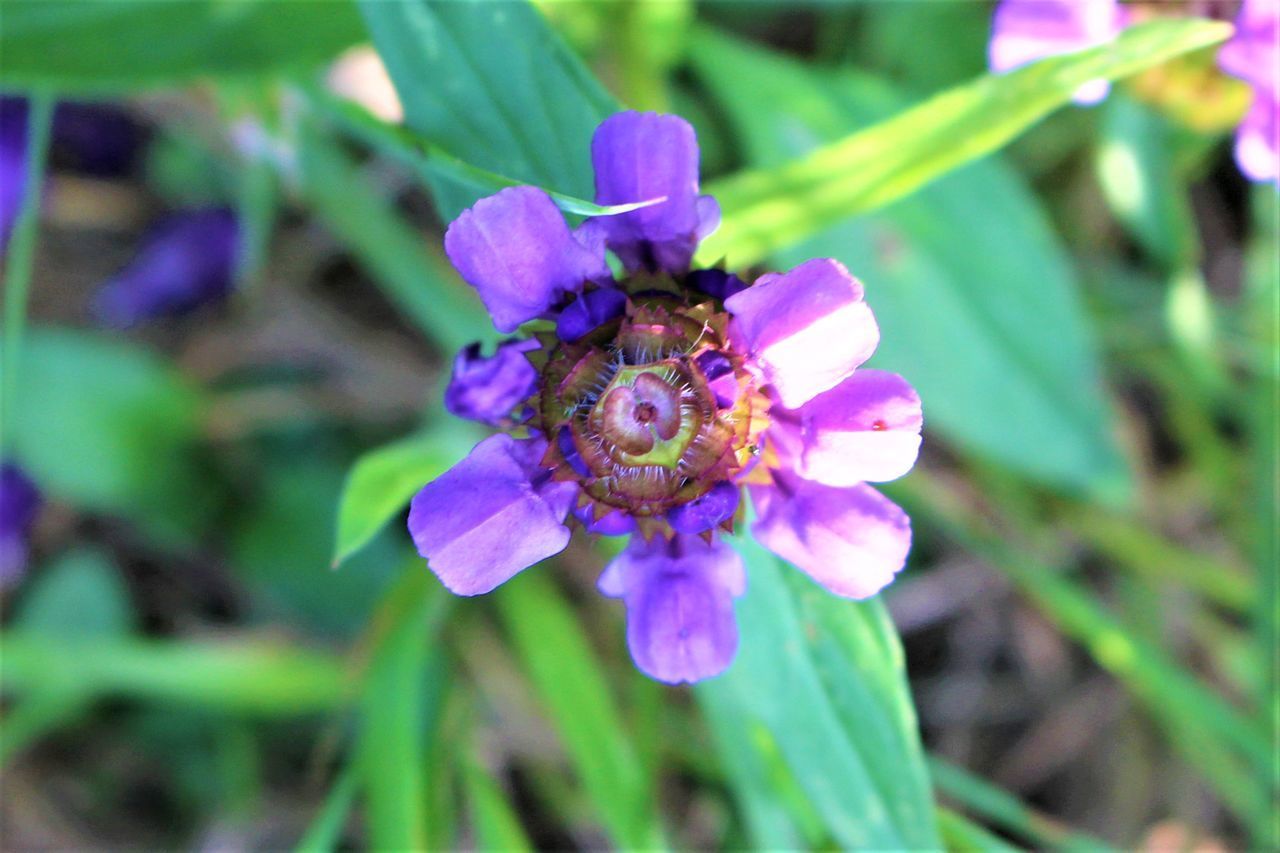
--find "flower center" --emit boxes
[537,280,769,520]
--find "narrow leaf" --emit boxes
[697,18,1233,267]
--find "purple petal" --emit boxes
[0,462,42,588]
[445,186,609,333]
[92,208,240,328]
[725,258,880,409]
[749,473,911,600]
[686,268,748,302]
[444,339,540,425]
[988,0,1125,104]
[408,434,577,595]
[573,503,637,535]
[598,534,745,684]
[556,287,627,342]
[589,111,718,274]
[771,370,923,486]
[668,481,740,535]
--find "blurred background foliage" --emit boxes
[0,0,1275,850]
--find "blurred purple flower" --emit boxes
[1,96,141,251]
[989,0,1126,104]
[92,208,241,328]
[988,0,1280,181]
[407,111,922,684]
[1217,0,1279,182]
[0,463,42,588]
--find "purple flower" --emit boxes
[988,0,1280,182]
[988,0,1125,104]
[0,463,42,588]
[409,111,922,684]
[92,208,241,328]
[1217,0,1279,182]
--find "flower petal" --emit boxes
[408,434,577,595]
[444,186,609,333]
[556,287,627,342]
[92,209,240,328]
[988,0,1125,105]
[750,473,911,600]
[771,370,923,486]
[589,111,717,273]
[598,534,745,684]
[725,258,880,409]
[667,481,740,535]
[444,339,540,425]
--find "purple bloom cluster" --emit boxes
[409,112,922,684]
[989,0,1279,182]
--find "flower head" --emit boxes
[409,112,922,684]
[988,0,1280,182]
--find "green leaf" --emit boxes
[2,548,136,763]
[0,634,348,714]
[332,428,479,567]
[691,30,1129,498]
[0,0,364,93]
[697,535,938,850]
[696,17,1233,268]
[465,761,534,853]
[9,327,210,540]
[930,757,1115,851]
[14,549,135,639]
[357,568,451,852]
[357,0,616,218]
[935,807,1022,853]
[294,767,358,853]
[495,571,664,849]
[904,474,1275,837]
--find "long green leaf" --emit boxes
[465,761,534,853]
[0,634,348,713]
[697,535,938,850]
[358,0,616,219]
[495,570,664,849]
[356,569,451,851]
[0,0,364,92]
[697,17,1233,268]
[691,29,1127,499]
[903,474,1274,836]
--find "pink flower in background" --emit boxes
[988,0,1280,181]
